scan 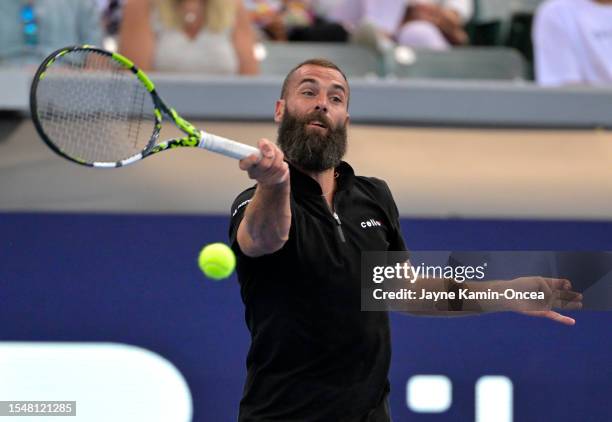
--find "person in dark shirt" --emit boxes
[229,58,582,421]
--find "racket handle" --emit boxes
[199,131,261,161]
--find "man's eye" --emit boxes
[302,91,314,96]
[331,96,343,103]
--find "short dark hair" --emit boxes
[280,58,350,103]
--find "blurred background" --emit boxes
[1,0,612,421]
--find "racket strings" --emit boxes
[127,77,147,151]
[35,50,154,164]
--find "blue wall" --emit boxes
[1,213,611,421]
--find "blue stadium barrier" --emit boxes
[1,213,611,421]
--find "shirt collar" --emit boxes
[288,161,355,196]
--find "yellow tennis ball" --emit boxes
[198,243,236,280]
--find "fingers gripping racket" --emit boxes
[30,45,261,168]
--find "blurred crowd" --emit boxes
[0,0,610,85]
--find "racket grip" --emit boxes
[199,131,261,161]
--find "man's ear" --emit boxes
[274,99,285,123]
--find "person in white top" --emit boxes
[330,0,473,50]
[119,0,259,74]
[243,1,348,42]
[533,0,612,86]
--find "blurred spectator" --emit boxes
[95,0,123,52]
[245,0,300,41]
[119,0,258,74]
[533,0,612,86]
[245,0,348,42]
[0,0,103,65]
[399,0,472,48]
[97,0,123,37]
[330,0,473,50]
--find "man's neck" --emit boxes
[595,0,612,4]
[296,165,337,209]
[307,167,336,192]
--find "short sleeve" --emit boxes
[228,186,297,261]
[228,186,257,257]
[227,186,298,302]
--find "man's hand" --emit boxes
[406,3,443,26]
[404,4,468,45]
[484,277,583,325]
[239,138,289,187]
[518,277,582,325]
[521,310,579,326]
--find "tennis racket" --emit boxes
[30,45,261,168]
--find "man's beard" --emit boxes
[277,109,347,172]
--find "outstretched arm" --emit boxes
[237,139,290,257]
[118,0,155,70]
[393,275,582,325]
[233,0,260,75]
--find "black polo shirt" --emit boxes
[229,161,406,422]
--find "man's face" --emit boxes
[275,65,350,172]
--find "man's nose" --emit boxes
[314,103,328,113]
[314,95,328,113]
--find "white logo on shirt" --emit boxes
[232,199,251,217]
[360,218,383,229]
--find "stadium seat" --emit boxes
[467,0,543,49]
[257,42,384,78]
[505,12,535,78]
[390,47,527,80]
[475,0,543,23]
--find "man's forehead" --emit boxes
[289,65,348,91]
